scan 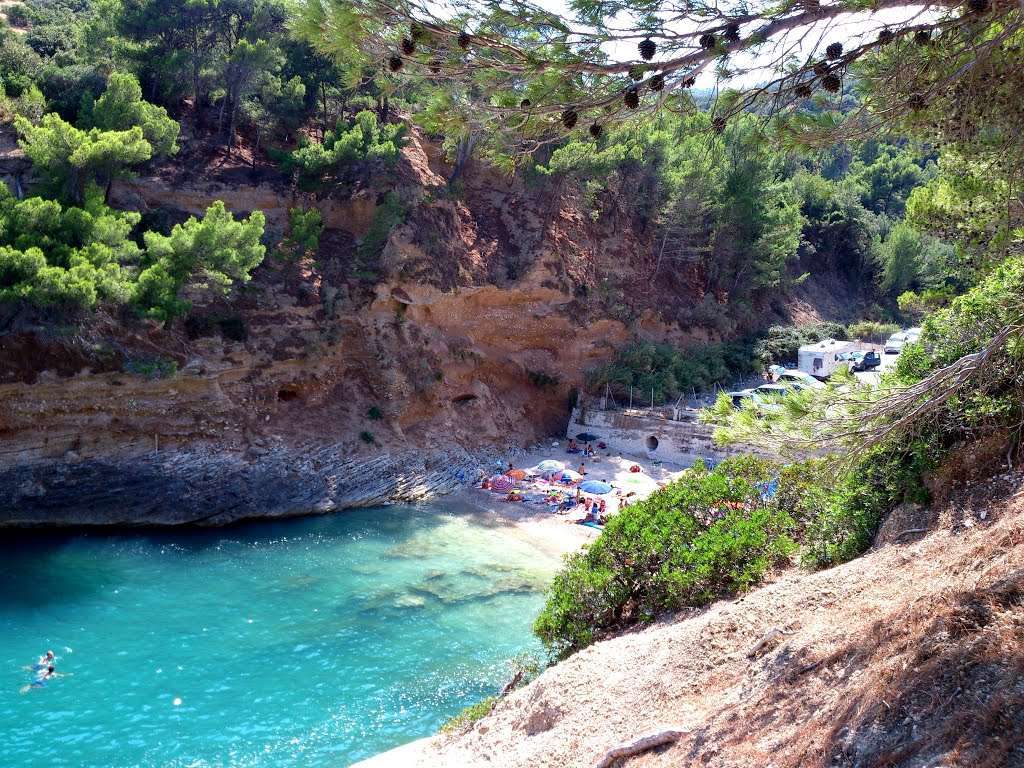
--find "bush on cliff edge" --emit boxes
[534,457,795,658]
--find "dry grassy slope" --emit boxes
[411,469,1024,768]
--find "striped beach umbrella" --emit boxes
[489,475,515,492]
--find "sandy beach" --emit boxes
[450,441,690,559]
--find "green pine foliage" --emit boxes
[0,186,139,308]
[0,186,265,318]
[81,72,179,157]
[282,206,324,260]
[355,191,406,269]
[283,111,405,187]
[136,202,265,322]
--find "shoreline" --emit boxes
[349,442,690,768]
[460,441,689,558]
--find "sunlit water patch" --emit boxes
[0,504,557,767]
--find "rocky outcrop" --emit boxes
[1,444,490,526]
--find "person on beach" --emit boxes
[567,438,578,453]
[578,463,587,476]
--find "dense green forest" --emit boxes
[0,0,980,343]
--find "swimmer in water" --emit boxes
[34,650,55,670]
[20,665,60,695]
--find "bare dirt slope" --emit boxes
[408,469,1024,768]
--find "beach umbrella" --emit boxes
[489,475,515,492]
[579,480,613,495]
[536,460,565,472]
[576,432,601,442]
[506,469,527,481]
[559,469,582,482]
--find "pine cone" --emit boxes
[700,33,717,50]
[826,42,843,59]
[561,109,578,129]
[387,55,403,72]
[624,88,640,109]
[639,38,656,61]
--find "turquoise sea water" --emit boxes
[0,504,557,767]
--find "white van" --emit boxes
[797,339,858,379]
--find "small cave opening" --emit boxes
[277,386,301,402]
[451,393,478,406]
[646,435,659,451]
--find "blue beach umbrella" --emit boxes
[579,480,613,495]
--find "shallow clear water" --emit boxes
[0,504,557,767]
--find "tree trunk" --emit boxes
[448,131,478,187]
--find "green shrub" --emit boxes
[846,320,900,343]
[281,206,323,261]
[440,697,497,734]
[896,287,955,319]
[534,457,794,658]
[775,442,935,569]
[356,192,405,268]
[281,111,404,187]
[124,357,177,379]
[752,322,848,365]
[366,406,383,420]
[588,338,759,403]
[359,430,375,444]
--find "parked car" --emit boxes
[884,332,909,354]
[838,349,881,372]
[774,369,826,389]
[728,385,791,412]
[728,389,757,408]
[885,328,922,354]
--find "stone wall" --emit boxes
[565,406,756,466]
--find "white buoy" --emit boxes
[173,697,182,706]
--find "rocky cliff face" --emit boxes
[1,126,715,525]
